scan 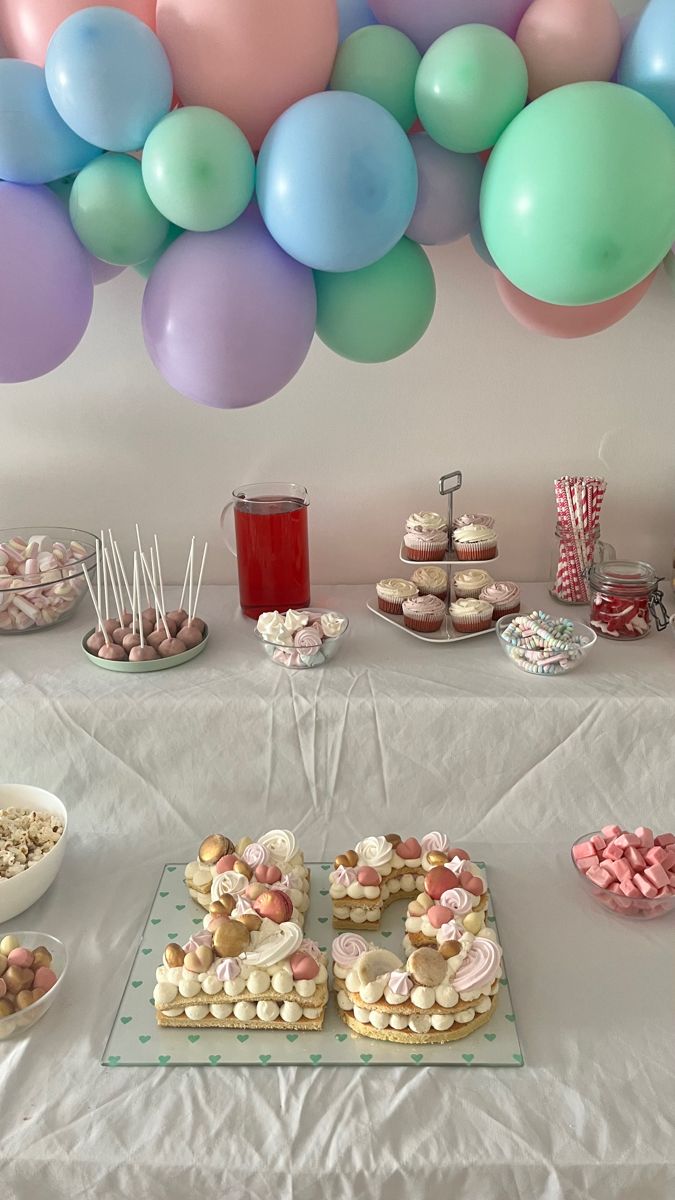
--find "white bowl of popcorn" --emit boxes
[255,608,349,669]
[0,786,67,923]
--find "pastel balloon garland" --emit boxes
[0,0,675,407]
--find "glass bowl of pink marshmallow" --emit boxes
[571,826,675,920]
[0,527,98,634]
[255,608,349,669]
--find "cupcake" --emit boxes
[450,597,493,634]
[480,581,521,619]
[452,523,498,561]
[403,512,449,561]
[453,513,495,530]
[376,578,418,615]
[410,565,449,600]
[453,568,494,600]
[402,594,446,633]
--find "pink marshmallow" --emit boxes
[576,854,600,872]
[655,833,675,848]
[644,862,669,889]
[601,824,622,838]
[587,865,614,889]
[619,877,640,897]
[573,840,596,862]
[615,832,639,849]
[660,850,675,871]
[590,834,606,852]
[608,882,622,893]
[634,826,654,848]
[634,873,658,898]
[645,846,668,866]
[625,847,646,871]
[603,841,624,861]
[608,858,632,882]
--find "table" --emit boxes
[1,585,673,1200]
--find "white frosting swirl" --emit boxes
[355,835,394,869]
[376,578,418,601]
[256,611,293,645]
[452,524,495,545]
[242,841,269,868]
[450,598,493,616]
[258,829,297,864]
[284,609,309,633]
[440,888,474,916]
[243,919,303,968]
[210,870,248,902]
[320,611,348,638]
[420,831,448,855]
[406,512,448,532]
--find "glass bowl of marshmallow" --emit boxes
[0,527,98,634]
[255,608,349,669]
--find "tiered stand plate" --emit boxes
[102,862,523,1069]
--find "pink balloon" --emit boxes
[156,0,339,151]
[516,0,621,100]
[0,183,93,381]
[495,269,656,338]
[0,1,156,66]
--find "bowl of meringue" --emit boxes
[255,608,349,669]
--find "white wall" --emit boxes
[4,0,671,589]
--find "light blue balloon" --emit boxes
[470,221,496,267]
[45,6,173,152]
[618,0,675,124]
[256,91,418,272]
[338,0,378,42]
[0,60,99,184]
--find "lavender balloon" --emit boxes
[142,208,316,409]
[369,0,533,50]
[0,183,93,383]
[407,133,484,245]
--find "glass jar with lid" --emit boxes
[588,561,669,640]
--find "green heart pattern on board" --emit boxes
[410,1054,423,1063]
[309,1054,322,1064]
[462,1054,474,1063]
[175,904,186,911]
[141,948,152,956]
[209,1055,221,1065]
[320,890,329,896]
[259,1055,271,1064]
[484,1033,497,1042]
[139,1035,151,1044]
[360,1054,372,1064]
[120,1016,132,1025]
[168,934,177,940]
[192,918,202,925]
[381,931,391,938]
[512,1053,524,1064]
[166,867,176,872]
[150,919,161,926]
[317,917,328,924]
[505,1013,516,1022]
[237,1034,249,1043]
[131,981,142,989]
[158,1055,171,1064]
[286,1034,299,1043]
[320,864,331,870]
[160,891,168,898]
[188,1034,200,1043]
[107,1056,120,1066]
[335,1034,348,1042]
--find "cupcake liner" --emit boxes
[405,543,449,562]
[454,542,497,561]
[451,614,493,634]
[492,601,521,619]
[404,612,445,633]
[416,584,448,600]
[377,596,405,615]
[452,584,484,600]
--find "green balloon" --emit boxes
[330,26,421,130]
[415,24,527,153]
[664,249,675,293]
[315,237,436,363]
[142,106,255,233]
[134,223,184,278]
[70,154,168,266]
[481,83,675,306]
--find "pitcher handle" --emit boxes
[220,503,237,559]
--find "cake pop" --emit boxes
[112,627,129,646]
[177,625,202,649]
[142,607,156,624]
[86,630,106,653]
[182,541,208,640]
[155,616,178,637]
[99,643,126,661]
[81,563,125,661]
[146,629,166,651]
[128,553,159,662]
[122,631,141,652]
[166,537,193,627]
[158,637,187,658]
[181,616,206,635]
[140,548,183,662]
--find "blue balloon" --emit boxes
[618,0,675,124]
[470,222,496,267]
[0,60,99,184]
[338,0,378,42]
[45,7,173,152]
[257,92,418,272]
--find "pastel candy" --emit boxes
[289,952,319,981]
[396,838,422,860]
[603,841,624,861]
[215,854,238,873]
[573,840,596,861]
[32,966,57,992]
[590,834,606,852]
[576,854,599,871]
[7,947,34,968]
[460,872,484,896]
[645,846,668,866]
[634,826,654,848]
[619,878,640,897]
[427,904,454,928]
[634,873,658,898]
[602,824,622,838]
[655,833,675,847]
[357,866,381,887]
[609,858,631,882]
[446,848,470,862]
[644,863,669,888]
[625,847,646,870]
[661,850,675,871]
[614,833,638,849]
[586,865,613,889]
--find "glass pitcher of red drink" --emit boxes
[221,483,310,619]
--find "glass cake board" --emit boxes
[102,863,523,1068]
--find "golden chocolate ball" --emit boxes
[31,946,53,968]
[407,947,447,988]
[245,882,265,901]
[234,913,262,932]
[0,998,14,1018]
[4,966,34,994]
[15,989,35,1010]
[198,834,229,865]
[385,833,402,846]
[463,911,483,935]
[209,897,235,918]
[439,940,461,960]
[32,988,46,1003]
[233,860,252,880]
[163,943,185,968]
[0,954,7,975]
[427,851,449,866]
[236,837,252,855]
[184,946,213,973]
[213,918,250,959]
[334,850,358,869]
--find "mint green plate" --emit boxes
[81,625,209,673]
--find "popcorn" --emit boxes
[0,808,64,880]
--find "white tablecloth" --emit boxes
[0,585,673,1200]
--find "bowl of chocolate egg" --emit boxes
[0,932,67,1040]
[0,785,68,924]
[0,528,98,634]
[82,609,209,673]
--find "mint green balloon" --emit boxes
[315,237,436,362]
[664,249,675,293]
[330,25,421,130]
[415,24,527,153]
[142,106,255,232]
[134,223,184,278]
[70,153,168,265]
[481,82,675,305]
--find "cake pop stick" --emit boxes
[179,539,194,614]
[188,542,208,627]
[95,539,102,633]
[104,548,129,644]
[153,534,168,621]
[82,565,123,656]
[135,555,142,646]
[122,552,143,654]
[99,532,117,634]
[140,551,172,640]
[135,523,151,609]
[112,537,134,615]
[167,538,193,626]
[82,564,109,644]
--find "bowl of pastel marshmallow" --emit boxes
[0,527,97,633]
[255,608,349,669]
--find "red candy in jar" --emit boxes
[588,561,668,641]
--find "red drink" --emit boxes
[229,488,310,619]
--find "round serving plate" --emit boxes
[81,625,209,673]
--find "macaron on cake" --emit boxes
[331,833,500,1044]
[154,829,328,1031]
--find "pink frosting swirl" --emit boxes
[438,918,463,943]
[480,581,520,606]
[332,865,358,887]
[242,842,269,868]
[331,932,369,967]
[452,937,502,993]
[387,970,413,997]
[440,888,474,916]
[294,626,323,655]
[182,930,213,952]
[453,513,495,530]
[421,831,448,855]
[215,957,241,982]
